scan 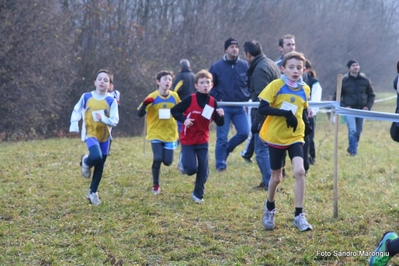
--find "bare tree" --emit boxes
[1,0,399,140]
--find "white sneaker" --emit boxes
[192,193,204,204]
[88,192,101,206]
[263,206,277,230]
[80,154,91,179]
[293,213,313,231]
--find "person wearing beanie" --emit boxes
[209,37,250,172]
[346,59,358,68]
[334,59,375,156]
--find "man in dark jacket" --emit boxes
[243,40,280,189]
[172,59,196,173]
[172,59,195,101]
[209,38,250,171]
[335,60,375,156]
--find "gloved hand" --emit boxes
[143,97,155,105]
[283,110,297,132]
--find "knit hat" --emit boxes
[224,38,239,50]
[347,59,358,68]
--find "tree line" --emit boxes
[1,0,398,141]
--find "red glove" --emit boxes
[143,97,155,105]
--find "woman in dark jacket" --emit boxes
[394,61,399,107]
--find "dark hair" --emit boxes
[243,40,262,57]
[156,70,174,81]
[96,69,113,84]
[179,59,191,70]
[282,51,306,67]
[305,60,317,77]
[195,69,213,84]
[278,34,295,47]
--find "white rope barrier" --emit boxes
[218,96,399,122]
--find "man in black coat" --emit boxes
[335,60,375,156]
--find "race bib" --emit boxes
[159,109,171,119]
[202,104,214,120]
[280,101,298,115]
[92,110,105,122]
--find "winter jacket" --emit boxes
[337,72,375,110]
[248,54,281,102]
[209,55,249,102]
[172,67,195,101]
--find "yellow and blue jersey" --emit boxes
[70,91,119,142]
[258,79,310,146]
[138,90,180,142]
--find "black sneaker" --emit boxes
[253,182,267,190]
[241,156,253,163]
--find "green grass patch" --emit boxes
[1,96,399,265]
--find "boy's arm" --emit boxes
[258,99,297,131]
[69,94,85,132]
[258,100,290,117]
[100,100,119,127]
[213,101,224,126]
[137,97,155,117]
[171,96,192,122]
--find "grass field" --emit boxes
[1,94,399,265]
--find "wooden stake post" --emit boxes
[333,74,342,218]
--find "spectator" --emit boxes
[172,59,195,101]
[242,40,280,190]
[302,60,322,169]
[334,60,375,156]
[107,76,120,154]
[209,37,250,172]
[275,34,296,70]
[275,34,296,177]
[172,59,196,173]
[393,60,399,107]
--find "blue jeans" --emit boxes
[346,116,364,155]
[215,106,249,169]
[254,134,271,186]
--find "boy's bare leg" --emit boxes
[292,156,306,208]
[267,168,283,202]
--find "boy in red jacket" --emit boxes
[171,70,224,203]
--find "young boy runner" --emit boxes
[257,51,313,231]
[69,69,119,206]
[137,70,180,195]
[171,70,224,203]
